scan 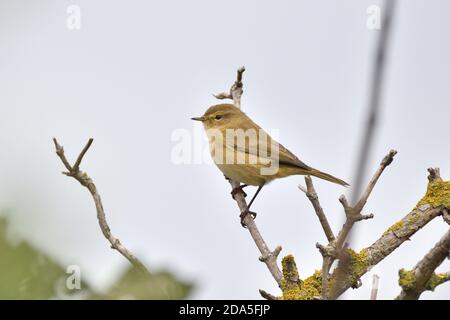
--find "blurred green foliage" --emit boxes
[0,218,71,299]
[92,267,193,300]
[0,217,193,299]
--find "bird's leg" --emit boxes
[240,185,264,228]
[230,184,248,199]
[247,185,263,210]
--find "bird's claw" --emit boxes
[240,209,257,228]
[231,185,248,199]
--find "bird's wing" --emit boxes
[276,141,311,170]
[225,126,311,170]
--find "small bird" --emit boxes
[192,103,348,226]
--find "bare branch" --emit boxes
[320,150,397,299]
[335,150,397,253]
[355,149,398,212]
[427,167,442,182]
[53,138,73,172]
[73,138,93,171]
[259,289,277,300]
[214,66,245,109]
[230,66,245,109]
[229,179,283,286]
[212,92,232,100]
[298,176,335,242]
[442,208,450,225]
[299,149,395,299]
[53,138,150,275]
[357,213,375,221]
[320,256,334,299]
[259,245,282,262]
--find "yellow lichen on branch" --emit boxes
[398,268,448,294]
[298,271,322,299]
[279,255,322,300]
[416,180,450,209]
[383,220,404,235]
[425,272,449,291]
[345,249,369,287]
[280,250,371,299]
[280,255,301,299]
[398,268,416,291]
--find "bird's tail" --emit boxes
[307,168,349,187]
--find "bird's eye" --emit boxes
[215,114,223,120]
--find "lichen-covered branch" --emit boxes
[398,270,450,299]
[278,255,322,300]
[53,138,150,275]
[215,68,283,287]
[328,168,449,299]
[312,150,395,299]
[397,228,450,300]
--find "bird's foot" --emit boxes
[240,210,257,228]
[231,184,248,199]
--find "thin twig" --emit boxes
[53,138,150,275]
[213,66,245,109]
[259,289,277,300]
[298,176,335,242]
[319,252,334,299]
[73,138,93,171]
[335,150,397,252]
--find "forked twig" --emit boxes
[53,138,150,275]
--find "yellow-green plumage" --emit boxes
[192,104,349,187]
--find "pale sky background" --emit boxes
[0,0,449,299]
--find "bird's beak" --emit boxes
[191,116,206,121]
